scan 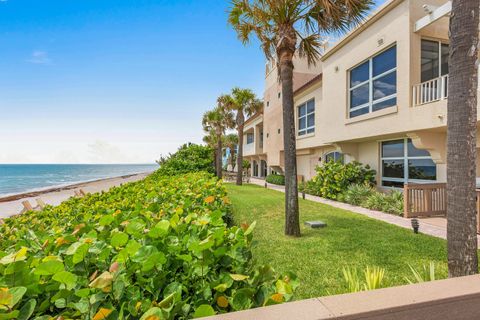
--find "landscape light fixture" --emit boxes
[411,218,419,234]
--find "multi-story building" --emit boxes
[243,0,477,189]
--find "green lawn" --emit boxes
[225,183,448,299]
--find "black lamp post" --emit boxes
[411,218,419,234]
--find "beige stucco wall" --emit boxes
[247,0,480,184]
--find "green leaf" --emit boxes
[99,215,115,226]
[139,307,164,320]
[0,310,20,320]
[73,243,90,264]
[231,288,254,311]
[34,260,64,276]
[229,274,249,281]
[0,247,28,265]
[193,305,215,318]
[110,232,129,247]
[52,271,78,290]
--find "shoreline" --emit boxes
[0,171,153,219]
[0,171,152,203]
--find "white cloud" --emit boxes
[27,51,51,65]
[87,140,133,164]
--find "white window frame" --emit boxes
[380,138,437,187]
[348,45,397,118]
[297,99,315,136]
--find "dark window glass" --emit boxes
[326,152,344,163]
[298,105,306,117]
[373,71,397,100]
[307,128,314,134]
[350,107,369,118]
[441,43,449,76]
[372,97,397,112]
[382,159,404,178]
[298,130,306,136]
[307,114,314,127]
[382,180,405,188]
[382,140,404,158]
[247,133,254,144]
[373,46,396,76]
[307,100,315,113]
[408,159,436,180]
[407,139,431,157]
[350,61,369,87]
[421,40,440,82]
[350,84,369,108]
[298,117,306,130]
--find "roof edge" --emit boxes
[321,0,404,61]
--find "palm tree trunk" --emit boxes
[279,50,300,237]
[446,0,479,277]
[236,122,244,185]
[216,134,223,179]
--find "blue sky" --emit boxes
[0,0,385,164]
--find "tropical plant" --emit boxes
[228,0,374,237]
[219,88,263,185]
[303,161,376,200]
[405,262,437,284]
[202,104,235,179]
[224,133,239,172]
[340,184,375,206]
[362,190,403,216]
[0,173,297,319]
[342,266,385,293]
[157,143,215,176]
[446,0,479,277]
[266,174,285,186]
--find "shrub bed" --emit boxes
[301,161,375,200]
[157,143,215,176]
[338,184,404,216]
[265,174,285,186]
[0,172,295,319]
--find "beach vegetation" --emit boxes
[0,173,294,319]
[157,143,215,176]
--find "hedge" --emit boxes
[0,172,296,319]
[265,174,285,186]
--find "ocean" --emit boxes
[0,164,158,196]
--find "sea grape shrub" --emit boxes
[156,143,215,176]
[303,161,376,200]
[265,174,285,186]
[0,173,296,319]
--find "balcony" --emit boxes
[412,75,449,107]
[243,142,255,157]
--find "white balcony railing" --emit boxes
[243,143,255,156]
[412,74,449,106]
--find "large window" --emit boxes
[298,99,315,136]
[325,151,344,164]
[381,138,436,188]
[349,45,397,118]
[246,133,254,144]
[421,39,449,82]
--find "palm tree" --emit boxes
[224,133,239,172]
[203,129,219,171]
[446,0,479,277]
[202,104,235,179]
[219,88,263,185]
[228,0,373,237]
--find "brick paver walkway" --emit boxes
[248,178,480,245]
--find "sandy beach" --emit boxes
[0,172,151,219]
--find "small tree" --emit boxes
[229,0,373,236]
[202,104,234,179]
[224,133,239,172]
